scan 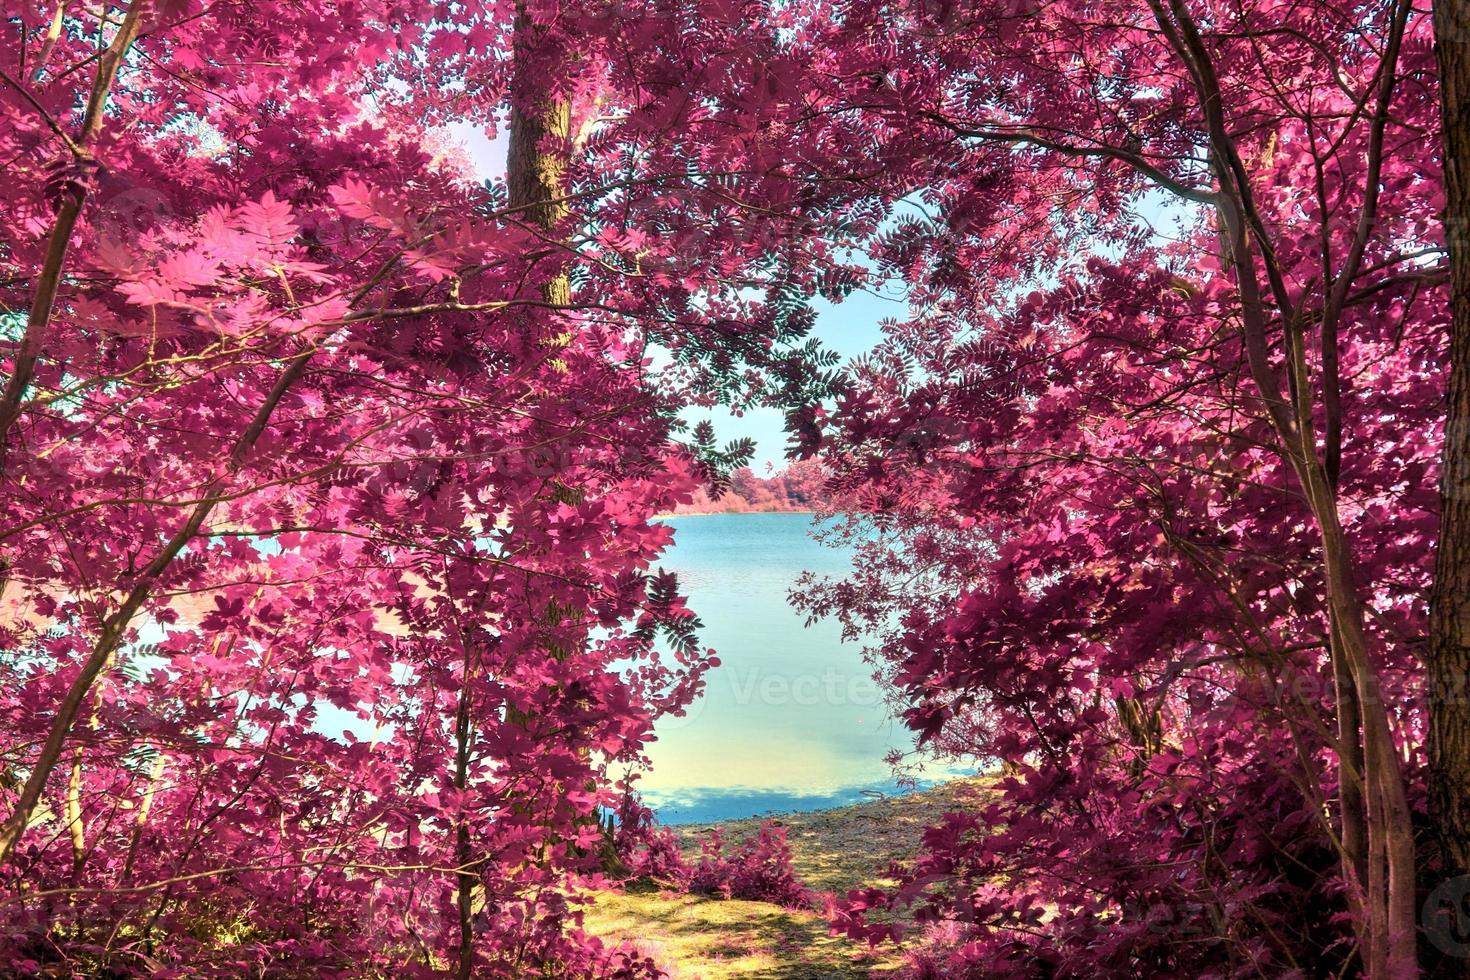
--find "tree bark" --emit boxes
[506,5,571,309]
[1330,613,1372,963]
[453,662,477,980]
[448,13,576,975]
[1430,0,1470,939]
[1138,0,1419,970]
[0,0,143,472]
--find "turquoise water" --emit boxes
[638,513,957,824]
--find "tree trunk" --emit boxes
[453,666,477,980]
[1162,0,1420,955]
[1330,615,1373,965]
[1430,0,1470,956]
[0,0,143,472]
[63,749,84,876]
[448,14,577,974]
[506,4,571,308]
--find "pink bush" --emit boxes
[611,797,690,883]
[684,823,814,909]
[611,801,814,909]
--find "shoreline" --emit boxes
[654,509,819,518]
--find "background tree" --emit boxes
[780,0,1445,972]
[1431,0,1470,909]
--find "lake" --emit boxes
[637,512,962,824]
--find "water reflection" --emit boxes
[640,513,964,822]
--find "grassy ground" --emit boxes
[582,779,990,979]
[586,891,889,979]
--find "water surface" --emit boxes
[639,513,959,824]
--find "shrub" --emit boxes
[685,822,814,908]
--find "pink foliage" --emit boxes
[683,823,814,909]
[0,0,1456,973]
[608,797,689,884]
[784,0,1447,974]
[611,799,814,909]
[0,0,848,973]
[668,459,846,514]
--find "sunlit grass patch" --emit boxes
[585,890,896,979]
[585,779,992,978]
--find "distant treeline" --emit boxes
[671,458,839,514]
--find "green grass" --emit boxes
[586,890,891,979]
[582,779,991,979]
